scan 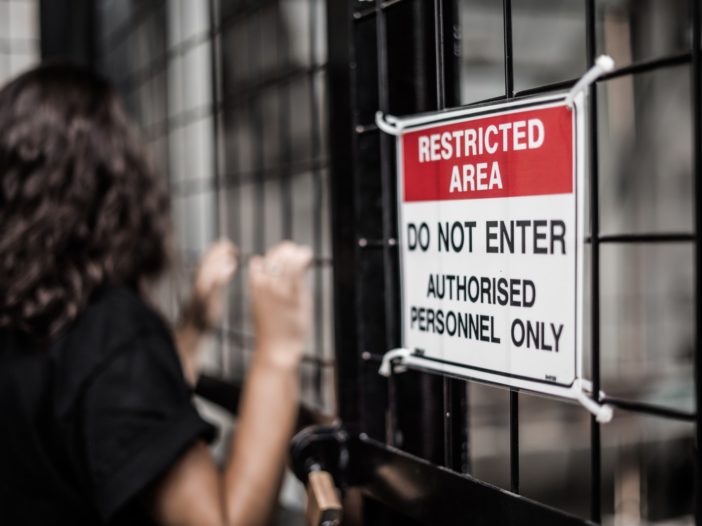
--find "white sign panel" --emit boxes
[396,94,585,398]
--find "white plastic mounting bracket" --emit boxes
[378,348,411,376]
[574,389,613,423]
[565,55,615,108]
[375,111,405,136]
[377,349,614,423]
[575,379,614,423]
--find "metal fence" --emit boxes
[328,0,701,523]
[88,0,701,522]
[95,0,335,416]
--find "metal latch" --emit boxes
[290,424,349,526]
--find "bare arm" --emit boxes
[152,242,312,526]
[223,349,300,524]
[174,240,237,385]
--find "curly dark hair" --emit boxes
[0,63,171,340]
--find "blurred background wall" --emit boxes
[92,0,333,411]
[91,1,332,521]
[1,0,697,524]
[0,0,39,85]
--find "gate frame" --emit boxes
[326,0,702,524]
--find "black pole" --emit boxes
[40,0,95,68]
[585,0,602,522]
[691,0,702,523]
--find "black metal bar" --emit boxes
[509,391,519,494]
[442,378,455,468]
[207,0,227,374]
[587,233,695,244]
[386,367,399,446]
[354,122,381,135]
[374,0,402,455]
[208,1,222,235]
[348,435,596,526]
[501,0,520,496]
[515,52,691,99]
[518,52,690,99]
[354,96,514,133]
[433,0,446,110]
[327,0,361,426]
[433,0,454,472]
[600,51,691,81]
[692,0,702,523]
[251,16,265,256]
[309,0,325,405]
[602,397,696,423]
[279,4,293,243]
[430,0,466,474]
[228,14,247,378]
[374,0,398,352]
[515,78,580,98]
[353,0,410,21]
[502,0,514,99]
[585,0,601,522]
[448,29,468,474]
[346,50,692,133]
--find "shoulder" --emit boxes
[64,284,170,353]
[64,287,213,520]
[50,284,176,412]
[87,284,166,328]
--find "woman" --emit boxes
[0,63,312,525]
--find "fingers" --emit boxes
[248,254,288,306]
[209,239,238,276]
[248,255,266,285]
[248,242,312,303]
[264,241,312,281]
[196,239,239,295]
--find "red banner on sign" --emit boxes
[402,105,573,202]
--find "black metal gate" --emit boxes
[76,0,702,522]
[318,0,702,524]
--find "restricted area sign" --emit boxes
[396,94,585,397]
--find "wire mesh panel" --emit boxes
[94,0,336,419]
[328,0,701,523]
[216,0,334,412]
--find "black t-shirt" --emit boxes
[0,285,216,525]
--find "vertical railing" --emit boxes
[208,0,227,373]
[692,0,702,524]
[373,0,401,447]
[585,0,602,522]
[501,0,520,496]
[309,0,325,404]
